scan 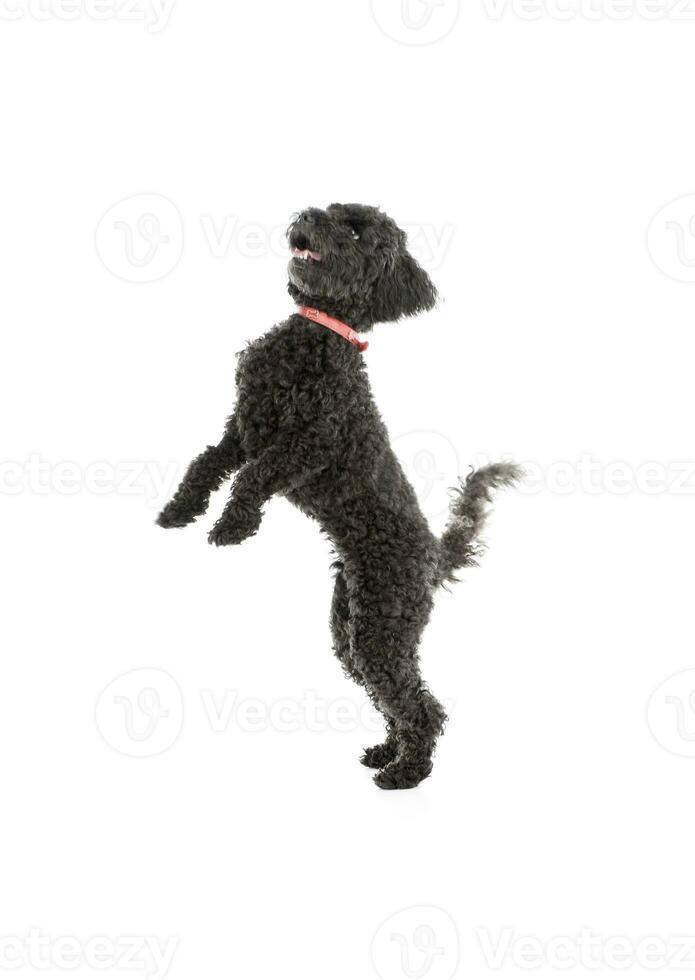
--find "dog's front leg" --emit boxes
[157,414,245,529]
[207,441,325,547]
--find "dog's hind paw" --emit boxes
[360,741,398,769]
[373,759,433,791]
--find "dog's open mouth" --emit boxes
[292,247,322,263]
[290,230,323,264]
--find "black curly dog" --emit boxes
[157,204,520,789]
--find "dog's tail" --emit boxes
[436,462,523,586]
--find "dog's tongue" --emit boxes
[293,247,322,261]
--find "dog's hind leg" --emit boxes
[329,564,360,683]
[348,578,447,790]
[330,564,399,768]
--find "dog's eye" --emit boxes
[348,226,360,241]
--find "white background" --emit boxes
[2,1,695,978]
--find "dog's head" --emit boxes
[286,204,437,329]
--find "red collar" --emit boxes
[297,306,368,352]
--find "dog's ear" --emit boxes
[370,250,437,324]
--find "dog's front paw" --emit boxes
[156,501,196,529]
[207,523,243,547]
[207,507,261,547]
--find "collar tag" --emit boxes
[297,306,368,352]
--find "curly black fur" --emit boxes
[157,204,521,789]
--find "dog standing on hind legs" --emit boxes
[157,203,521,789]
